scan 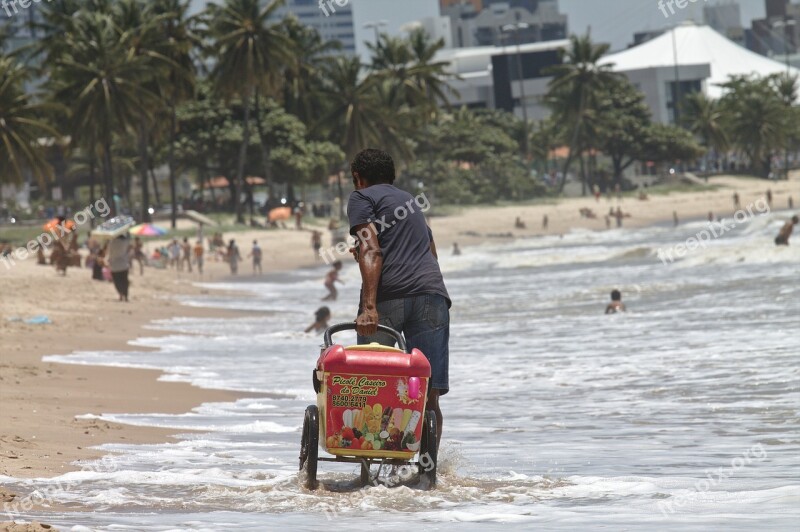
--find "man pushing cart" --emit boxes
[299,148,451,489]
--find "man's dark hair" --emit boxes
[611,289,622,301]
[351,148,395,185]
[792,215,799,224]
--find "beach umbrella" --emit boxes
[129,223,168,237]
[268,206,292,222]
[43,218,76,232]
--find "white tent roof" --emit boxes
[602,22,800,99]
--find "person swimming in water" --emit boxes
[605,289,626,314]
[322,260,344,300]
[775,215,798,246]
[305,306,331,333]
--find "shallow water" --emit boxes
[5,209,800,531]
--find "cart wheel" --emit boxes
[299,405,319,490]
[418,409,437,489]
[359,460,371,486]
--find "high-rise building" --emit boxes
[766,0,788,18]
[351,0,442,58]
[482,0,540,12]
[704,1,744,46]
[272,0,356,55]
[440,0,483,10]
[749,0,798,57]
[444,0,567,48]
[0,1,44,53]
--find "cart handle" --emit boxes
[323,322,407,352]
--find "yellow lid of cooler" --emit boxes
[344,342,405,353]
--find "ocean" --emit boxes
[4,208,799,531]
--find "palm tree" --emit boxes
[367,34,416,108]
[205,0,291,223]
[0,57,60,186]
[771,73,798,177]
[112,0,176,223]
[406,28,458,120]
[280,16,340,126]
[50,10,162,215]
[545,33,620,193]
[150,0,199,227]
[319,57,410,160]
[681,91,728,173]
[720,75,786,177]
[316,56,410,216]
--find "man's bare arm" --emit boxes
[354,222,382,336]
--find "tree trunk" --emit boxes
[254,89,275,202]
[559,94,586,194]
[149,164,161,207]
[169,104,178,228]
[89,145,97,227]
[235,90,252,224]
[138,117,151,223]
[613,155,623,185]
[337,167,345,219]
[102,137,115,217]
[579,154,587,197]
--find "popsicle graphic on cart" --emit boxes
[327,396,426,452]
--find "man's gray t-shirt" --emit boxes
[348,184,450,306]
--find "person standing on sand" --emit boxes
[452,243,461,256]
[766,189,773,208]
[249,240,263,274]
[181,237,193,273]
[775,215,798,246]
[733,192,741,210]
[168,239,181,270]
[542,214,548,230]
[132,237,146,275]
[227,239,242,275]
[673,211,679,227]
[193,240,204,275]
[311,231,322,260]
[615,207,623,228]
[605,289,625,314]
[347,148,450,451]
[107,234,131,302]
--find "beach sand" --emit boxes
[0,174,796,528]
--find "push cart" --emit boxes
[299,323,438,490]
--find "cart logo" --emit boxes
[332,375,387,398]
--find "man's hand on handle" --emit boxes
[356,307,379,337]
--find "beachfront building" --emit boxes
[703,1,745,46]
[602,21,800,124]
[271,0,357,55]
[351,0,442,59]
[434,39,568,120]
[444,0,567,48]
[747,0,800,69]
